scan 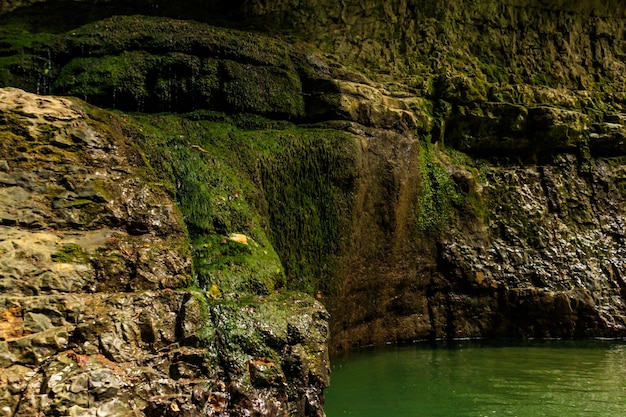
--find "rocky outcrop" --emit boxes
[0,88,329,417]
[0,13,425,133]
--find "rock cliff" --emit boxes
[1,0,626,415]
[0,88,329,416]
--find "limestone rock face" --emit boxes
[0,88,329,417]
[1,0,626,389]
[0,88,191,295]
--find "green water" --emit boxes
[325,341,626,417]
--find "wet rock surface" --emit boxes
[437,155,626,338]
[1,0,626,409]
[330,122,626,350]
[0,88,329,417]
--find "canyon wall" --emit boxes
[1,0,626,415]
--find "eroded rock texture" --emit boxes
[0,88,329,417]
[1,1,626,412]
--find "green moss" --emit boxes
[208,291,324,373]
[51,243,89,264]
[52,49,303,115]
[416,139,462,232]
[42,16,305,116]
[0,26,53,49]
[129,113,286,295]
[0,23,57,91]
[222,60,305,117]
[532,72,558,89]
[230,113,293,130]
[258,130,358,294]
[415,142,491,230]
[128,112,356,297]
[91,178,114,202]
[480,62,509,85]
[192,234,283,295]
[186,288,215,346]
[53,52,152,109]
[64,15,294,68]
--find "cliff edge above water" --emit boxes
[1,1,626,415]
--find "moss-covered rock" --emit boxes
[0,15,306,117]
[2,0,626,401]
[0,88,330,417]
[125,111,360,296]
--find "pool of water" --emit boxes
[324,340,626,417]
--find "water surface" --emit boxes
[325,341,626,417]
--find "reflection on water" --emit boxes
[325,341,626,417]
